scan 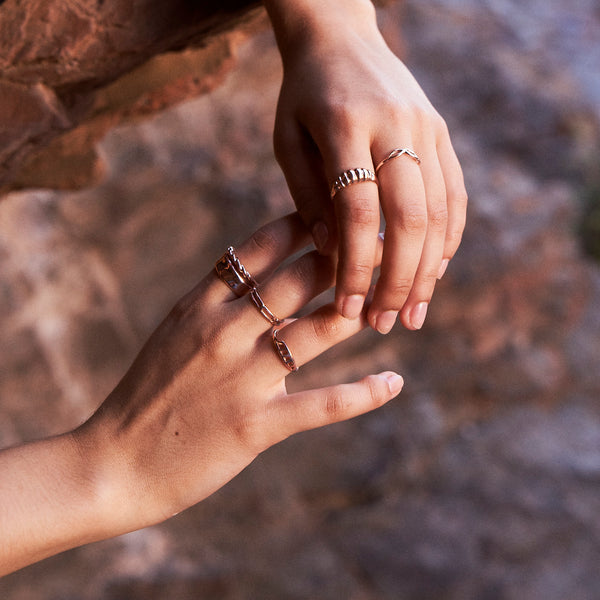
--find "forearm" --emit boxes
[0,431,123,575]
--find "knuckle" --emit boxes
[311,309,342,340]
[380,277,413,302]
[427,205,449,232]
[446,227,465,252]
[250,224,278,255]
[339,199,379,228]
[342,261,373,287]
[229,409,264,453]
[324,100,358,135]
[416,268,440,290]
[364,375,384,407]
[400,209,428,234]
[324,388,350,419]
[432,111,449,135]
[452,189,469,209]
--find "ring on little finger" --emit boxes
[375,148,421,174]
[272,328,298,372]
[215,246,257,296]
[330,167,377,199]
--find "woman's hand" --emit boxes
[0,213,403,575]
[265,0,468,333]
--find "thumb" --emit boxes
[270,371,404,442]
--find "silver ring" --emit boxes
[330,167,377,199]
[272,328,298,372]
[250,288,283,325]
[215,246,257,296]
[375,148,421,174]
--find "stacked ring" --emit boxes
[215,246,256,296]
[215,246,283,326]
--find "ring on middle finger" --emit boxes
[250,287,283,325]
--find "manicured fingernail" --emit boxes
[341,294,364,319]
[375,310,397,334]
[437,258,449,279]
[381,371,404,395]
[312,221,329,253]
[409,301,428,330]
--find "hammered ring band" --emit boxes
[330,167,377,199]
[375,148,421,174]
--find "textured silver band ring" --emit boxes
[272,328,298,372]
[330,167,377,199]
[215,246,257,297]
[375,148,421,174]
[250,288,283,325]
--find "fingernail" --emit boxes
[375,310,397,334]
[341,294,364,319]
[381,371,404,395]
[378,231,385,241]
[409,301,428,330]
[312,221,329,253]
[437,258,449,279]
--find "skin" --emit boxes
[264,0,468,333]
[0,214,403,576]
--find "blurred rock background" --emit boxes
[1,0,600,598]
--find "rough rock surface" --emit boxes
[0,0,262,193]
[1,1,600,599]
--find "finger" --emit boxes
[368,145,427,333]
[209,212,311,301]
[269,372,403,442]
[245,237,384,332]
[263,303,369,378]
[436,131,468,271]
[396,142,448,330]
[274,119,337,255]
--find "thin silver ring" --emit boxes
[250,288,283,325]
[272,328,298,372]
[375,148,421,174]
[330,167,377,199]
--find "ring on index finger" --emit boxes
[215,246,257,297]
[375,148,421,174]
[330,167,377,199]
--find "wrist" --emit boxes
[264,0,379,61]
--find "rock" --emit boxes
[1,1,600,599]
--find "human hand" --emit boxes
[265,0,467,333]
[78,213,403,531]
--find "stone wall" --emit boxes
[1,1,600,598]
